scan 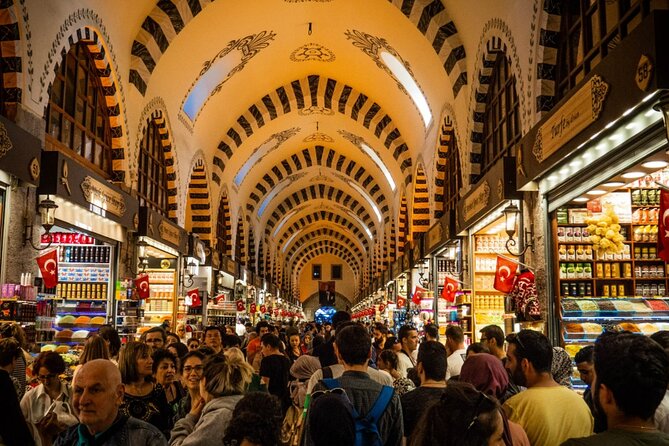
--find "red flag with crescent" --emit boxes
[187,289,201,307]
[260,304,267,314]
[250,303,257,314]
[659,190,669,262]
[36,249,59,288]
[493,256,518,293]
[236,299,245,312]
[441,276,459,302]
[134,273,150,299]
[396,295,406,308]
[411,285,426,304]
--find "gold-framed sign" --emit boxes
[533,75,609,163]
[158,220,181,247]
[463,181,491,223]
[80,176,127,217]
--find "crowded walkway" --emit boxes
[1,316,669,445]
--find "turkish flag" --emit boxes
[187,289,201,307]
[134,274,150,299]
[260,304,267,314]
[411,286,426,304]
[236,299,245,312]
[659,190,669,262]
[441,276,459,302]
[493,256,519,293]
[36,249,59,288]
[214,294,226,305]
[250,303,257,314]
[396,295,406,308]
[379,303,386,312]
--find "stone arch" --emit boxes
[234,213,246,265]
[185,156,213,246]
[215,187,232,258]
[466,20,527,185]
[387,0,467,97]
[211,74,412,186]
[0,0,22,121]
[277,218,371,254]
[38,10,129,183]
[532,0,563,119]
[247,214,256,272]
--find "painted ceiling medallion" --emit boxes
[303,132,334,143]
[290,43,336,62]
[298,105,334,116]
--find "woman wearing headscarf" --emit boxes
[460,353,530,446]
[551,347,573,388]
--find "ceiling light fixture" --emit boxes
[622,171,646,179]
[586,190,607,195]
[602,182,625,188]
[642,160,669,169]
[573,197,589,203]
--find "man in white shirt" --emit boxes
[397,325,418,378]
[445,325,467,380]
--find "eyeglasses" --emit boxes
[506,332,527,353]
[38,373,58,381]
[465,392,496,431]
[183,365,204,374]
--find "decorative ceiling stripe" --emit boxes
[293,245,361,277]
[215,190,232,258]
[433,119,450,220]
[286,229,364,261]
[212,74,411,185]
[411,164,430,239]
[234,214,246,265]
[186,159,212,245]
[387,0,467,97]
[398,193,408,251]
[289,239,360,267]
[257,238,265,277]
[274,212,370,250]
[129,0,218,95]
[149,111,179,221]
[388,219,397,264]
[534,0,562,116]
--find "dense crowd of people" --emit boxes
[1,311,669,445]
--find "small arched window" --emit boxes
[137,120,169,215]
[480,53,520,177]
[45,42,113,176]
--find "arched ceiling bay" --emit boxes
[128,0,462,298]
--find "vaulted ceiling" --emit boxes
[20,0,538,300]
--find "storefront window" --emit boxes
[45,42,113,177]
[555,0,651,103]
[480,53,520,179]
[138,120,169,215]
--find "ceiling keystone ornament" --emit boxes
[180,30,277,123]
[290,43,336,62]
[310,169,333,184]
[338,129,364,147]
[303,132,333,143]
[298,105,334,116]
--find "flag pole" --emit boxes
[443,274,470,288]
[654,181,669,192]
[496,253,535,271]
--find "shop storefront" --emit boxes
[0,114,44,346]
[517,11,669,354]
[424,210,464,342]
[134,206,187,336]
[180,233,208,330]
[456,157,522,343]
[409,239,434,334]
[206,256,238,327]
[35,151,138,350]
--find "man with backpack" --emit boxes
[304,324,403,445]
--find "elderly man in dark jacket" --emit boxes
[55,359,165,446]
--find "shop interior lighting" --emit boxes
[23,195,59,250]
[643,160,669,169]
[538,95,662,194]
[622,171,646,179]
[602,182,625,188]
[573,197,589,203]
[502,203,533,257]
[183,258,199,287]
[586,189,607,195]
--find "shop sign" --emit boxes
[224,258,237,276]
[463,181,491,223]
[159,220,181,247]
[0,115,42,186]
[533,75,609,163]
[635,54,653,92]
[426,223,443,252]
[80,176,126,217]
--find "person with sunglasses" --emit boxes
[503,330,593,446]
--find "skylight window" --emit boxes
[380,51,432,127]
[183,53,241,121]
[360,143,396,192]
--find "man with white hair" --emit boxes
[54,359,166,446]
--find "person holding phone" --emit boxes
[21,352,78,446]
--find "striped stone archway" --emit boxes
[185,157,212,246]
